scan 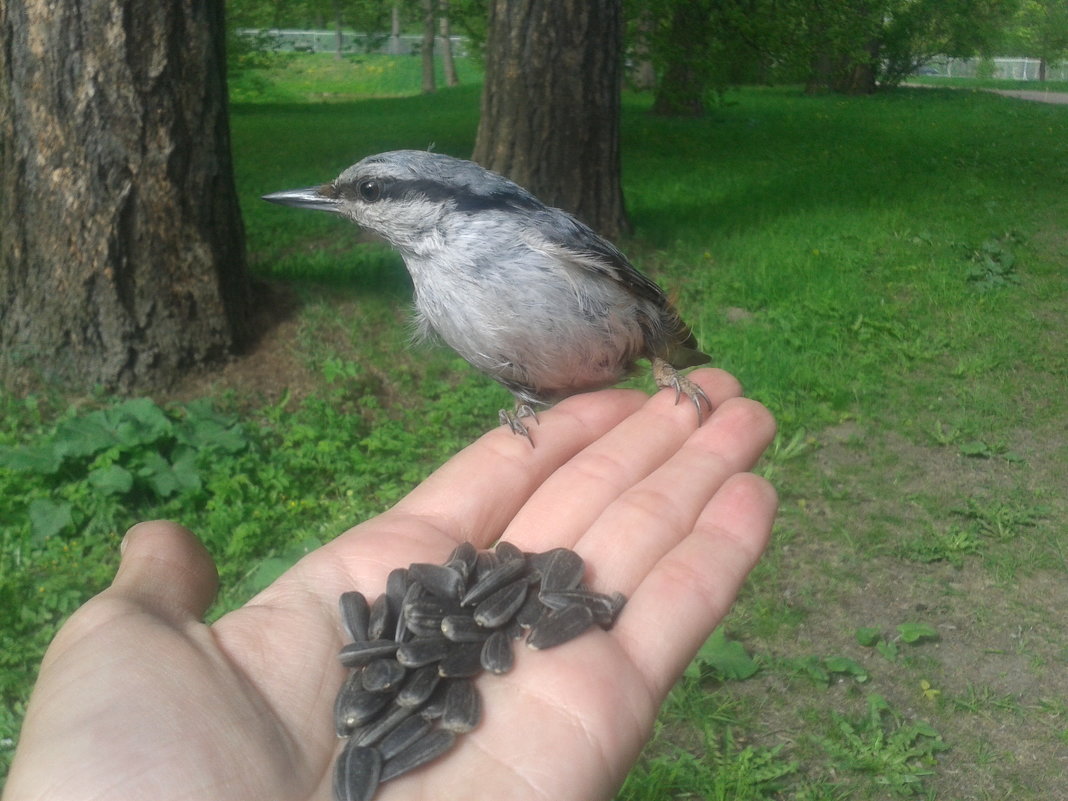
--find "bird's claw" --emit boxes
[652,358,713,425]
[499,404,539,446]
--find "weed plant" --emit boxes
[3,55,1066,796]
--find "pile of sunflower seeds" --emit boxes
[332,540,627,801]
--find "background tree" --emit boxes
[1003,0,1068,80]
[0,0,252,392]
[422,0,437,92]
[472,0,629,239]
[439,0,460,87]
[633,0,1018,96]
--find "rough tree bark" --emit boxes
[472,0,629,240]
[0,0,252,393]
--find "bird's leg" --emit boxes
[651,357,713,424]
[498,403,539,446]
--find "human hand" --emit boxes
[4,370,777,801]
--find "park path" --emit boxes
[986,88,1068,104]
[904,83,1068,105]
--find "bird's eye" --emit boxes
[357,179,381,202]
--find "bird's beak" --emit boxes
[262,184,341,213]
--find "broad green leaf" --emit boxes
[824,656,869,683]
[28,498,73,542]
[693,627,759,680]
[0,444,62,474]
[897,623,938,643]
[855,626,882,647]
[109,399,171,447]
[52,412,117,458]
[88,464,134,495]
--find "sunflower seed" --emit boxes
[418,680,449,720]
[472,578,528,628]
[350,702,416,747]
[514,589,548,629]
[404,597,463,624]
[339,591,370,643]
[440,614,491,643]
[448,541,479,572]
[404,619,445,639]
[480,629,514,675]
[460,557,528,606]
[396,637,450,668]
[379,728,456,782]
[438,642,484,677]
[527,603,595,650]
[473,549,499,581]
[407,563,465,600]
[538,589,627,628]
[334,544,629,797]
[504,618,526,640]
[367,594,392,641]
[387,569,412,643]
[361,658,407,693]
[536,548,586,592]
[334,673,393,735]
[333,739,381,801]
[385,568,409,610]
[376,714,434,761]
[441,677,481,733]
[493,540,525,562]
[338,639,400,668]
[396,664,441,708]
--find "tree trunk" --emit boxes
[651,1,712,116]
[0,0,252,393]
[390,4,402,55]
[333,0,344,59]
[472,0,629,240]
[439,1,459,87]
[421,0,436,93]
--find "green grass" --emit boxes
[3,55,1068,796]
[229,51,484,103]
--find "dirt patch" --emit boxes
[167,280,314,409]
[729,402,1068,799]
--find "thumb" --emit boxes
[109,520,220,622]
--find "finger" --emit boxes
[576,396,776,592]
[382,387,648,548]
[107,520,219,623]
[503,369,745,552]
[613,473,778,697]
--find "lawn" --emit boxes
[2,54,1067,798]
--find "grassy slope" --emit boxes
[2,56,1066,796]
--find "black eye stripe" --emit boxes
[339,177,545,214]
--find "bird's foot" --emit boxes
[499,404,539,446]
[652,357,713,424]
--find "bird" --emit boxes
[263,150,711,443]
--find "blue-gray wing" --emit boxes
[523,209,708,366]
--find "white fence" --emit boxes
[921,57,1068,81]
[236,29,468,58]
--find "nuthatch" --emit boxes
[264,150,711,442]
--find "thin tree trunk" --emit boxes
[472,0,629,240]
[421,0,436,93]
[390,4,402,55]
[439,1,459,87]
[0,0,251,392]
[333,0,344,59]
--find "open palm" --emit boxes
[6,370,776,801]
